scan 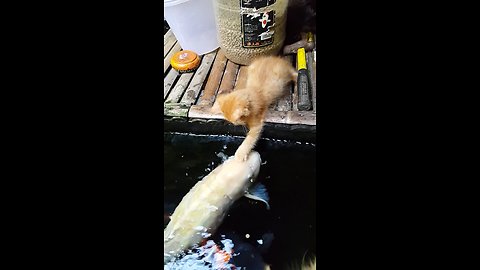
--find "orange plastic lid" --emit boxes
[171,50,200,73]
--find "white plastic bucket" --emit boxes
[164,0,219,55]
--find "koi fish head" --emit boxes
[209,151,262,201]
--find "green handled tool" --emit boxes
[296,47,311,111]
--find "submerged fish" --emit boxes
[164,232,271,270]
[164,239,236,270]
[164,151,269,263]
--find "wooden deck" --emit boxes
[164,29,316,129]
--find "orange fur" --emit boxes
[212,56,297,161]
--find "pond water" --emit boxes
[164,132,316,269]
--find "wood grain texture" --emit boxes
[164,29,174,47]
[234,65,248,89]
[276,55,294,111]
[164,68,179,99]
[164,103,189,118]
[291,52,299,111]
[188,106,315,125]
[216,61,239,96]
[197,50,227,106]
[292,77,299,111]
[286,111,316,125]
[188,105,224,120]
[164,42,181,73]
[265,110,288,124]
[164,30,177,58]
[165,72,195,103]
[180,51,217,105]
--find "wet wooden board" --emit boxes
[234,65,248,89]
[189,105,316,126]
[165,72,193,103]
[188,105,224,120]
[217,60,239,95]
[163,32,317,127]
[180,51,216,105]
[292,74,299,111]
[164,68,179,99]
[164,42,181,74]
[197,50,227,106]
[276,55,294,111]
[164,30,176,57]
[165,55,203,103]
[164,102,189,118]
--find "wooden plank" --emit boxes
[307,50,316,112]
[286,111,316,125]
[164,42,181,73]
[217,60,239,95]
[165,72,195,103]
[164,30,177,58]
[276,82,293,111]
[188,106,315,125]
[276,55,294,111]
[265,110,288,124]
[180,50,217,105]
[188,105,224,120]
[164,102,189,118]
[164,68,179,99]
[235,65,248,89]
[166,54,204,103]
[292,66,299,111]
[197,50,228,106]
[164,29,173,47]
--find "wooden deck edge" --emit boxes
[188,105,316,126]
[164,118,316,143]
[188,105,224,120]
[164,103,189,118]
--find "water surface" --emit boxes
[164,132,316,269]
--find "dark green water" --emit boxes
[164,132,316,269]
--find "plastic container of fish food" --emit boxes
[213,0,288,65]
[164,0,219,55]
[171,50,201,73]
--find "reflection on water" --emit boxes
[164,132,316,269]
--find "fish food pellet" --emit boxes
[213,0,288,65]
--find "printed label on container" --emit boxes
[241,10,275,48]
[240,0,276,9]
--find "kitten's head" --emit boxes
[211,91,250,126]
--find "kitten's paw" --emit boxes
[234,150,249,162]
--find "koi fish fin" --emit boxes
[245,183,270,210]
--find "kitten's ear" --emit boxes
[233,108,247,121]
[233,103,250,120]
[242,107,250,117]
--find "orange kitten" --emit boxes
[212,56,297,161]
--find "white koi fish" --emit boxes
[164,151,269,264]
